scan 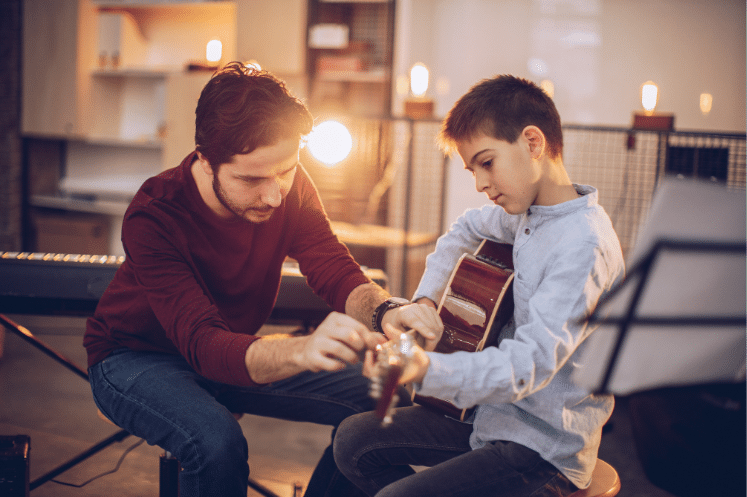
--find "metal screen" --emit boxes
[564,125,746,256]
[303,119,745,296]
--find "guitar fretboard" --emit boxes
[475,253,512,270]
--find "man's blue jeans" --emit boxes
[89,348,404,497]
[333,405,578,497]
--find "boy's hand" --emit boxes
[380,302,443,351]
[364,324,431,385]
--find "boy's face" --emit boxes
[457,129,542,215]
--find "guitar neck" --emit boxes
[474,239,514,270]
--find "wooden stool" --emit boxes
[569,459,621,497]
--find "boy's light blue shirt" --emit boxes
[412,184,625,489]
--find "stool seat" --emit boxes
[569,459,620,497]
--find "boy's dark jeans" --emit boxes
[334,405,578,497]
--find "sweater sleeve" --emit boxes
[122,207,259,387]
[288,168,372,312]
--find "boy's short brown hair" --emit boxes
[438,75,563,159]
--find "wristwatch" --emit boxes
[372,297,410,334]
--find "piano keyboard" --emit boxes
[0,251,388,323]
[1,252,125,265]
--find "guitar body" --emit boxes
[413,239,515,421]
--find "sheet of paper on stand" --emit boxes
[573,178,746,395]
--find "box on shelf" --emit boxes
[316,55,368,73]
[97,11,147,68]
[33,212,111,256]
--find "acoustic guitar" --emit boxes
[370,240,515,424]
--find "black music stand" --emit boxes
[579,238,746,395]
[574,177,746,395]
[573,178,746,497]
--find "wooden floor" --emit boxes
[0,315,679,497]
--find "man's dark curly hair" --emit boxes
[195,61,314,170]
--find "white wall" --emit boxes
[393,0,746,225]
[394,0,745,131]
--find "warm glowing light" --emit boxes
[206,40,222,62]
[410,63,429,97]
[700,93,713,115]
[641,81,658,114]
[540,79,554,98]
[307,120,353,166]
[245,59,261,71]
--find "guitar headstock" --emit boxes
[369,332,416,425]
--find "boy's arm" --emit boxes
[413,205,518,302]
[414,241,622,408]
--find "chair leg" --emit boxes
[159,451,180,497]
[247,477,283,497]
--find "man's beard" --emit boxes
[211,175,274,222]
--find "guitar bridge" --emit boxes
[440,325,482,352]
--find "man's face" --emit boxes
[208,137,299,223]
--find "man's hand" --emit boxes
[296,312,386,372]
[379,300,443,351]
[245,312,385,384]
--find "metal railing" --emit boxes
[303,119,745,295]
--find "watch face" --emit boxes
[388,297,410,306]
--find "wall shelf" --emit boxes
[30,194,131,217]
[22,0,236,256]
[91,67,180,78]
[306,0,396,116]
[71,135,163,149]
[316,67,388,83]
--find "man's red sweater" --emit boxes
[84,152,371,386]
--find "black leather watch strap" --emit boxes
[372,298,409,334]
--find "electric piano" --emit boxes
[0,252,388,326]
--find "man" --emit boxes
[84,62,441,497]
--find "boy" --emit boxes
[333,75,625,496]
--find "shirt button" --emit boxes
[524,228,530,235]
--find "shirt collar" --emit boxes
[526,184,598,218]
